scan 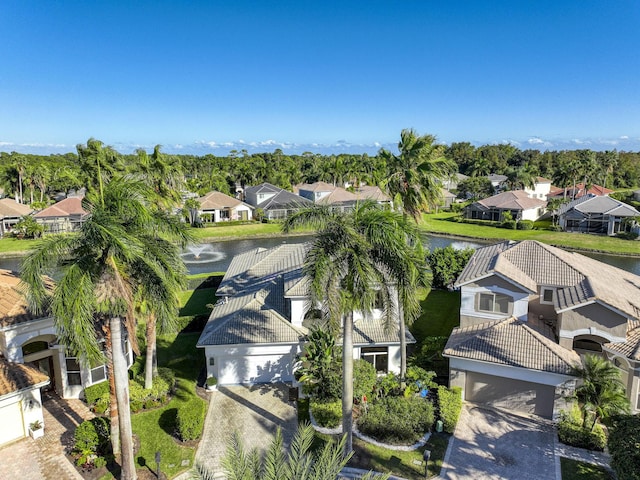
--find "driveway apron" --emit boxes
[195,383,298,475]
[441,404,556,480]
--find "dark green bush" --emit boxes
[404,366,437,396]
[353,359,377,402]
[517,220,534,230]
[426,246,475,290]
[608,415,640,480]
[84,381,109,406]
[501,219,517,229]
[557,411,606,451]
[73,417,110,466]
[357,397,434,445]
[310,399,342,428]
[616,231,639,240]
[376,373,401,398]
[176,397,207,441]
[437,386,462,433]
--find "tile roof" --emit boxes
[244,183,282,195]
[33,197,87,218]
[0,269,52,329]
[604,328,640,360]
[258,190,312,210]
[444,317,580,375]
[198,191,251,210]
[455,240,640,326]
[351,317,416,345]
[557,195,639,217]
[353,186,391,202]
[0,358,49,396]
[297,182,337,193]
[0,198,33,218]
[316,187,359,205]
[474,190,547,211]
[548,183,613,199]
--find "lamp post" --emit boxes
[423,449,431,479]
[155,451,161,478]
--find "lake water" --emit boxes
[1,234,639,276]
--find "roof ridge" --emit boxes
[518,319,579,367]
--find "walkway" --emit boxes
[193,383,298,476]
[0,393,93,480]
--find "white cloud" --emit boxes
[620,135,629,139]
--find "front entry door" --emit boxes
[29,356,54,392]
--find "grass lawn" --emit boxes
[188,222,286,240]
[412,288,461,343]
[560,458,613,480]
[0,236,40,254]
[422,212,640,255]
[178,288,216,317]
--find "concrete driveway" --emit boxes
[193,383,298,475]
[441,404,557,480]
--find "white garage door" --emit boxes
[218,354,293,385]
[0,400,25,445]
[465,372,556,418]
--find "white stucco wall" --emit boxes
[0,385,46,445]
[460,285,529,322]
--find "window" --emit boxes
[66,358,82,386]
[478,292,510,314]
[22,341,49,356]
[361,347,388,374]
[541,288,554,304]
[90,365,107,384]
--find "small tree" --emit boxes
[295,327,342,400]
[13,215,44,239]
[427,246,475,290]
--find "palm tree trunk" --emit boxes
[399,300,407,389]
[144,317,156,389]
[342,311,354,455]
[110,316,137,480]
[104,323,120,455]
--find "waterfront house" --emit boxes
[0,198,33,237]
[464,190,547,222]
[243,183,312,220]
[557,194,640,235]
[196,191,254,222]
[33,197,88,234]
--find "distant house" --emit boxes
[487,173,508,191]
[548,183,613,200]
[353,185,392,206]
[557,194,639,235]
[0,198,33,237]
[464,190,546,222]
[0,269,133,402]
[33,197,89,233]
[441,173,469,191]
[197,191,254,222]
[244,183,312,220]
[440,188,457,209]
[447,240,640,418]
[524,177,553,200]
[197,244,413,385]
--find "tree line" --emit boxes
[1,138,639,206]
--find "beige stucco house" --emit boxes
[445,240,640,418]
[464,190,547,222]
[33,196,88,233]
[0,198,33,237]
[197,191,254,222]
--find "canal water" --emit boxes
[2,234,638,276]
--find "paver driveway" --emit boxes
[441,404,557,480]
[194,383,298,475]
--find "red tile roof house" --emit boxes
[548,183,614,200]
[445,240,640,419]
[0,198,33,237]
[0,269,133,445]
[33,197,89,234]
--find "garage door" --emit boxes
[218,354,293,385]
[0,400,25,445]
[465,372,556,418]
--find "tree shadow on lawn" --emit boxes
[159,407,178,437]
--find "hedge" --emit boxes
[353,359,377,402]
[73,417,111,467]
[176,397,207,441]
[310,399,342,428]
[557,407,606,451]
[357,397,434,445]
[608,415,640,480]
[437,386,462,433]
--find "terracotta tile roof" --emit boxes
[197,191,251,210]
[0,198,33,218]
[33,197,88,218]
[604,328,640,360]
[0,358,49,396]
[0,269,51,329]
[475,190,547,211]
[548,183,613,199]
[444,317,580,375]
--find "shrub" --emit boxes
[206,376,217,387]
[557,406,606,451]
[616,231,639,240]
[517,220,534,230]
[310,399,342,428]
[73,417,110,466]
[353,359,377,402]
[501,219,517,229]
[427,246,475,290]
[376,373,400,398]
[404,366,437,396]
[437,386,462,433]
[177,397,207,441]
[357,397,434,445]
[608,415,640,480]
[84,381,109,407]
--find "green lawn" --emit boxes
[186,221,310,240]
[422,212,640,255]
[178,288,216,317]
[560,458,613,480]
[0,236,40,254]
[412,288,461,343]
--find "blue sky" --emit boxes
[1,1,639,155]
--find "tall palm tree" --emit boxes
[21,176,191,480]
[571,354,630,430]
[380,129,456,221]
[283,202,426,454]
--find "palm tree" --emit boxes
[21,176,191,480]
[571,354,630,430]
[380,129,456,221]
[192,424,389,480]
[282,202,426,454]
